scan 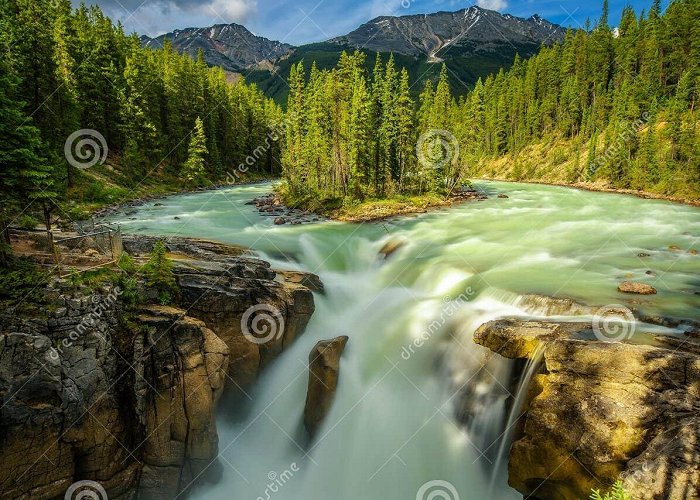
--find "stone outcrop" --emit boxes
[378,238,406,259]
[0,285,138,499]
[123,235,316,391]
[618,281,658,295]
[474,319,700,500]
[303,336,349,437]
[0,236,318,499]
[134,306,229,499]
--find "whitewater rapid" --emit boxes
[109,181,699,499]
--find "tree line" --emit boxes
[282,0,699,201]
[1,0,697,234]
[1,0,282,230]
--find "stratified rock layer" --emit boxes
[474,319,700,500]
[0,237,317,499]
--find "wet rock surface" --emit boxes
[618,281,658,295]
[134,306,229,499]
[474,318,700,500]
[0,236,319,499]
[249,194,326,225]
[303,336,349,437]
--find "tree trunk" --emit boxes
[43,203,52,231]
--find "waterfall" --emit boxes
[108,180,700,499]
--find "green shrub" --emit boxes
[0,257,50,304]
[17,215,40,230]
[590,481,632,500]
[140,241,178,305]
[551,147,568,166]
[117,253,137,273]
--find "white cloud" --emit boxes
[476,0,508,11]
[98,0,256,37]
[195,0,257,22]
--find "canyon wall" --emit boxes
[0,238,316,499]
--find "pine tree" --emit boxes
[182,117,208,186]
[0,17,56,231]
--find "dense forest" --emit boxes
[0,0,281,229]
[282,0,699,203]
[1,0,698,234]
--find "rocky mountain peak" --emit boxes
[140,23,295,71]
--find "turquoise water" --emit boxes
[108,181,699,499]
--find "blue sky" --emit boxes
[86,0,661,44]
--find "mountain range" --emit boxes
[140,6,567,102]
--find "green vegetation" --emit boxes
[247,41,543,105]
[590,481,632,500]
[182,117,209,187]
[140,241,178,305]
[0,0,282,234]
[0,257,51,306]
[282,0,699,204]
[466,0,699,200]
[283,53,457,205]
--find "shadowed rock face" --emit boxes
[134,306,229,500]
[124,235,317,391]
[304,336,349,437]
[474,319,700,500]
[0,237,318,499]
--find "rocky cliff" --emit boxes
[140,24,294,72]
[0,237,317,499]
[474,319,700,499]
[331,7,565,60]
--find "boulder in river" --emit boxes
[304,336,349,437]
[378,238,406,259]
[618,281,657,294]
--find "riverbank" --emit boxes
[91,177,273,219]
[266,174,698,224]
[49,160,275,228]
[471,134,699,207]
[475,176,700,207]
[0,234,318,499]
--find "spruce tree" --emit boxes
[182,117,208,186]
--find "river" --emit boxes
[108,181,699,499]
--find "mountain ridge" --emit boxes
[330,6,565,60]
[140,7,568,101]
[140,23,295,71]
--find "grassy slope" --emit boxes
[56,158,272,224]
[472,134,700,205]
